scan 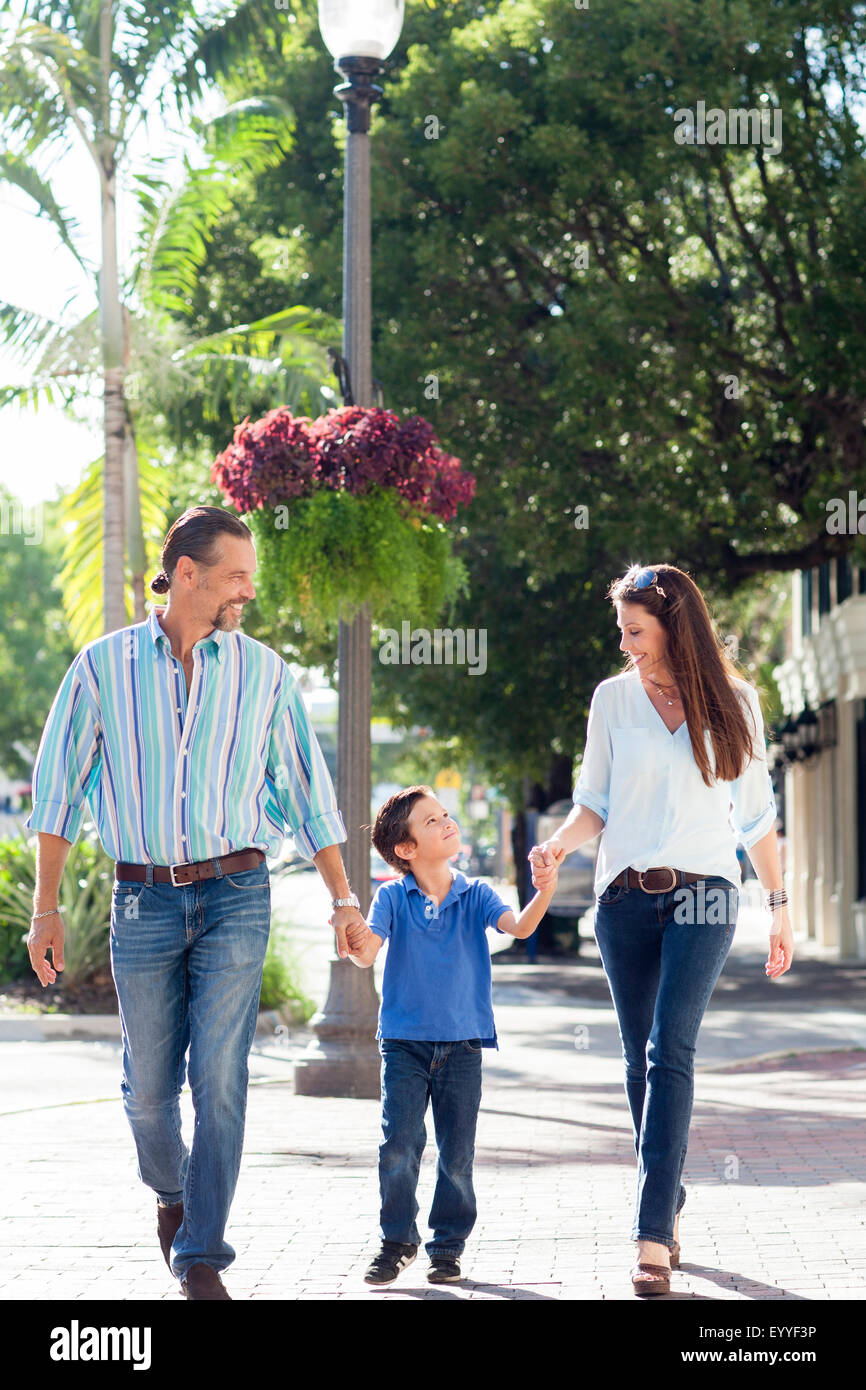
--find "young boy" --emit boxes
[345,784,564,1286]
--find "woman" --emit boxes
[530,563,793,1296]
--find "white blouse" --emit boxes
[574,670,777,897]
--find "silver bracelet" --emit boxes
[766,890,788,911]
[31,908,61,922]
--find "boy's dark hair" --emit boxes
[372,785,436,874]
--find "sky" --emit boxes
[0,3,242,510]
[0,136,103,508]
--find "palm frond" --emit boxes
[59,448,171,647]
[0,301,101,411]
[3,20,103,137]
[0,379,63,411]
[167,1,280,116]
[182,305,341,354]
[0,301,64,366]
[133,103,295,315]
[0,151,91,273]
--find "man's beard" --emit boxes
[213,601,243,630]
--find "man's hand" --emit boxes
[528,842,566,891]
[27,912,65,987]
[329,904,367,959]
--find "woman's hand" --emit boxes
[765,905,794,979]
[528,842,566,891]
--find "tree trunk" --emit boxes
[101,167,125,634]
[512,755,574,908]
[99,3,125,635]
[124,421,146,623]
[123,308,146,623]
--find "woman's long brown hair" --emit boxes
[608,564,758,787]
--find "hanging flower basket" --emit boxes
[211,405,475,636]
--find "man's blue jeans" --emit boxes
[378,1038,483,1259]
[109,859,271,1280]
[593,875,737,1247]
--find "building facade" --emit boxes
[773,557,866,960]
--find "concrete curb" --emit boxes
[697,1044,866,1073]
[0,1013,121,1041]
[0,1008,300,1042]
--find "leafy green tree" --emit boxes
[0,0,286,631]
[0,488,75,780]
[98,2,864,856]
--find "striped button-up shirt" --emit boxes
[25,606,346,866]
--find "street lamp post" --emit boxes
[294,1,405,1099]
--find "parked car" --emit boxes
[371,849,400,885]
[535,799,599,919]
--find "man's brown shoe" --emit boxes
[157,1200,183,1271]
[181,1263,232,1300]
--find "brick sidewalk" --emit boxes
[1,996,863,1301]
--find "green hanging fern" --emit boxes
[248,488,468,641]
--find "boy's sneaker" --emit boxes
[427,1256,462,1283]
[364,1241,418,1285]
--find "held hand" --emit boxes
[345,923,374,956]
[27,913,66,988]
[528,842,566,891]
[765,905,794,979]
[329,905,366,960]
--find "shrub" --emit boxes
[0,832,113,990]
[259,929,315,1022]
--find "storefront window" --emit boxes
[838,556,852,604]
[818,562,831,618]
[858,702,866,901]
[801,569,813,636]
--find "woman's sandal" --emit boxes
[630,1261,671,1297]
[670,1210,682,1269]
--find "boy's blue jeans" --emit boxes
[378,1038,483,1258]
[593,875,737,1247]
[109,860,271,1280]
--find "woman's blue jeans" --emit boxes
[378,1038,483,1258]
[109,860,271,1280]
[594,875,737,1247]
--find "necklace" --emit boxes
[645,676,681,707]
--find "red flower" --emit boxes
[212,404,474,518]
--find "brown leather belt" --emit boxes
[611,866,705,894]
[115,848,266,888]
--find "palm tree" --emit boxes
[0,112,340,646]
[0,0,280,632]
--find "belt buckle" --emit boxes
[637,867,678,894]
[169,862,191,888]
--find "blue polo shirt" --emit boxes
[368,870,512,1046]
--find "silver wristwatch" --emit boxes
[332,893,360,910]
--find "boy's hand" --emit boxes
[329,904,367,958]
[345,922,374,955]
[529,843,566,891]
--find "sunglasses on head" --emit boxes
[625,565,666,598]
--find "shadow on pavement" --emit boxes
[680,1263,811,1300]
[493,947,866,1010]
[376,1279,559,1301]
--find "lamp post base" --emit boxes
[293,1040,381,1099]
[293,956,381,1098]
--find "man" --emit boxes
[26,505,364,1300]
